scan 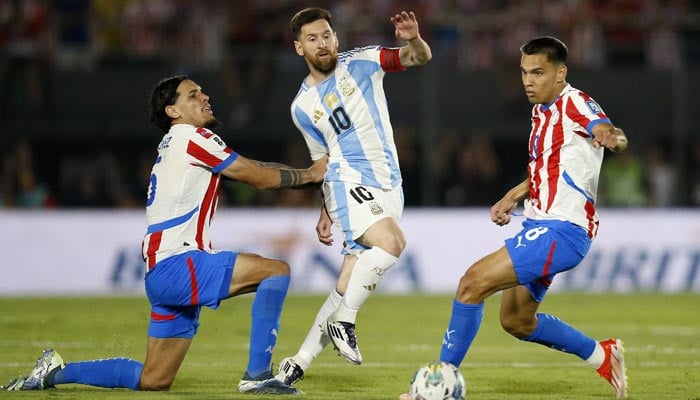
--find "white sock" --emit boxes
[334,247,398,323]
[295,289,343,370]
[585,342,605,369]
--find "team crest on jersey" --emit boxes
[339,77,355,97]
[324,92,340,109]
[585,100,602,114]
[369,201,383,215]
[312,109,325,124]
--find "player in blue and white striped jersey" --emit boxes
[276,7,432,386]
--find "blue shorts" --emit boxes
[504,219,591,302]
[145,250,237,338]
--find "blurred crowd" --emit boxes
[1,0,699,209]
[1,0,696,72]
[4,0,696,123]
[3,128,698,209]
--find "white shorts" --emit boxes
[323,181,404,255]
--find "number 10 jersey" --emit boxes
[291,46,406,191]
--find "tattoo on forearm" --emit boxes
[279,169,304,188]
[251,160,311,188]
[254,160,295,169]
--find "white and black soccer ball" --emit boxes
[409,361,466,400]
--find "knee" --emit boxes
[270,259,290,276]
[138,376,174,391]
[454,269,489,304]
[379,232,406,257]
[500,312,537,339]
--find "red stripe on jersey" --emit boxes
[379,48,406,72]
[545,101,565,212]
[207,175,222,248]
[195,174,219,249]
[528,111,543,200]
[146,231,163,270]
[187,256,199,305]
[566,98,593,135]
[150,311,176,321]
[187,140,222,168]
[584,199,597,239]
[196,127,213,138]
[531,109,551,204]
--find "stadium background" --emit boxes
[0,0,699,296]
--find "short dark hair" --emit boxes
[149,75,188,133]
[520,36,568,64]
[290,7,333,39]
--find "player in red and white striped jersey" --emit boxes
[402,37,630,400]
[3,76,326,395]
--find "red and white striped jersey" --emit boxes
[141,124,238,270]
[523,84,611,239]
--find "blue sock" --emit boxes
[50,358,143,390]
[521,313,596,359]
[247,275,290,377]
[439,299,484,367]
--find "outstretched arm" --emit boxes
[391,11,432,67]
[221,155,327,190]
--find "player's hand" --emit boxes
[592,126,628,153]
[490,197,517,226]
[390,11,420,41]
[308,155,328,183]
[316,206,333,246]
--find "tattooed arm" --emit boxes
[249,160,309,188]
[221,155,327,190]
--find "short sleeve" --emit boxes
[186,127,239,172]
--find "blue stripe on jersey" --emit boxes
[585,118,611,137]
[562,170,595,204]
[347,59,402,188]
[212,152,239,173]
[326,161,342,181]
[147,206,200,234]
[294,105,327,147]
[320,74,380,187]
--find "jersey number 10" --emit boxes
[329,107,352,135]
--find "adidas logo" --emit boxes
[363,283,377,291]
[327,324,344,340]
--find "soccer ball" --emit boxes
[409,361,466,400]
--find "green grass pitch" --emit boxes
[1,294,698,399]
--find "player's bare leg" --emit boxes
[140,337,191,390]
